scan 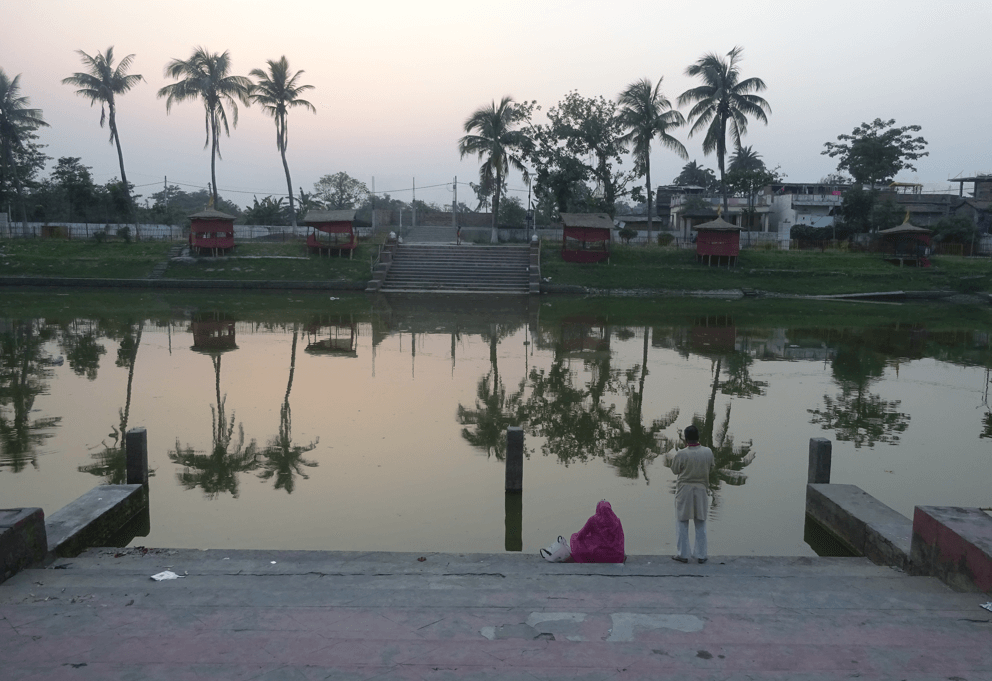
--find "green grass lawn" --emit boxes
[162,242,374,282]
[0,238,375,283]
[540,244,992,295]
[0,239,172,278]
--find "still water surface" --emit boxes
[1,293,989,555]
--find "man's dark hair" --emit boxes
[683,425,699,443]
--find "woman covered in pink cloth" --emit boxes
[541,500,625,563]
[571,500,625,563]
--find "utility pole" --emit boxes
[452,176,457,229]
[412,177,416,228]
[371,176,376,232]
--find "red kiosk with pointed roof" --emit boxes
[189,208,236,256]
[878,218,932,267]
[692,216,741,267]
[305,209,358,258]
[560,213,612,263]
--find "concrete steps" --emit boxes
[1,549,986,680]
[381,244,530,294]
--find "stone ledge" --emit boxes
[911,506,992,594]
[46,485,148,558]
[806,483,912,569]
[0,508,47,584]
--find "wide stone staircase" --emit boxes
[380,244,531,294]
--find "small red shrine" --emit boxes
[305,209,359,257]
[692,216,741,267]
[188,208,236,256]
[878,219,932,268]
[560,213,612,263]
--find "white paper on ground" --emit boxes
[150,571,184,581]
[981,602,992,613]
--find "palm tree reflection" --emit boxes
[170,315,258,498]
[257,326,319,493]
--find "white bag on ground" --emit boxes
[540,535,572,563]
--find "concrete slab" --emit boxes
[45,485,147,557]
[911,505,992,594]
[1,549,990,680]
[0,508,46,584]
[806,483,912,569]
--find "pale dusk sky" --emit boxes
[3,0,990,209]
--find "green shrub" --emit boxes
[116,225,132,243]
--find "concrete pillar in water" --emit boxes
[808,437,832,484]
[504,492,522,552]
[505,427,523,491]
[126,427,149,485]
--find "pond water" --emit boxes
[1,292,990,556]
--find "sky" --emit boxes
[3,0,990,210]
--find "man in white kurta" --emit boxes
[670,425,715,564]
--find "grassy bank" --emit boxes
[0,239,172,278]
[540,244,992,295]
[0,239,374,283]
[3,238,991,295]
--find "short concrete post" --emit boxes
[808,437,832,484]
[505,427,524,492]
[126,427,148,485]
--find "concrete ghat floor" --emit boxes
[1,549,990,680]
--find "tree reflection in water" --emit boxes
[663,355,756,518]
[457,322,525,460]
[170,317,258,498]
[79,320,151,483]
[0,321,61,472]
[808,344,910,448]
[257,326,319,493]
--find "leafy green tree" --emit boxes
[674,160,718,190]
[249,56,315,228]
[313,171,369,209]
[50,157,99,222]
[62,47,144,236]
[931,215,980,245]
[617,77,687,241]
[0,69,49,235]
[528,91,632,217]
[822,118,928,190]
[678,46,771,214]
[725,165,781,230]
[157,47,253,206]
[458,97,534,243]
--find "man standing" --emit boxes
[670,425,715,564]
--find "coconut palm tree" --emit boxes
[678,46,771,215]
[458,97,531,243]
[249,57,315,228]
[617,77,687,243]
[728,145,764,173]
[0,69,48,235]
[62,47,144,236]
[157,47,252,206]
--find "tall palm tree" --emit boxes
[617,77,687,243]
[0,69,48,235]
[249,57,315,228]
[458,96,530,243]
[678,46,771,215]
[62,47,144,237]
[157,47,252,206]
